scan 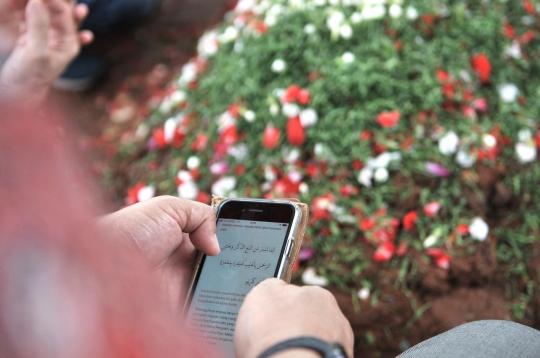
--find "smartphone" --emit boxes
[184,198,302,357]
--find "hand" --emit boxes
[98,196,220,309]
[234,279,354,358]
[0,0,94,103]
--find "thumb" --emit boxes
[25,0,50,57]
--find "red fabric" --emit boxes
[0,103,216,358]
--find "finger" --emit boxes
[25,0,50,56]
[78,30,93,45]
[158,196,220,256]
[73,3,88,24]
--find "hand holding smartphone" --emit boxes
[184,198,304,357]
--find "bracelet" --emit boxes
[257,336,348,358]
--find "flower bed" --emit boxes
[108,0,540,355]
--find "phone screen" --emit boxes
[185,201,296,357]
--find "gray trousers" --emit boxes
[398,320,540,358]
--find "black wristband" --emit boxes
[257,336,348,358]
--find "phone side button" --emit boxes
[284,239,294,257]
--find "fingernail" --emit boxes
[213,234,221,253]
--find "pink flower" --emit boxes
[423,201,441,217]
[425,162,451,177]
[262,124,281,149]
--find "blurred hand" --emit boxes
[98,196,220,308]
[0,0,94,103]
[235,279,354,358]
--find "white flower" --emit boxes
[456,150,476,168]
[339,24,353,39]
[137,185,155,202]
[177,170,194,182]
[518,129,532,142]
[515,142,537,163]
[482,134,497,149]
[228,144,249,160]
[283,147,301,163]
[211,177,237,196]
[314,143,324,156]
[350,12,363,24]
[178,182,199,200]
[198,31,219,57]
[244,110,256,122]
[313,0,326,5]
[358,167,373,187]
[264,165,276,182]
[218,26,239,43]
[327,11,345,31]
[438,131,459,155]
[406,6,419,20]
[216,111,235,133]
[469,217,489,241]
[134,123,149,140]
[271,59,287,73]
[164,118,177,144]
[264,14,278,26]
[186,156,200,169]
[299,108,318,127]
[389,4,403,18]
[304,23,317,35]
[178,63,197,85]
[505,41,522,59]
[358,287,370,301]
[235,0,257,12]
[498,83,519,103]
[302,267,328,286]
[270,103,280,116]
[299,182,309,194]
[374,167,389,183]
[288,171,303,183]
[341,52,355,63]
[423,234,438,248]
[234,41,244,53]
[366,152,401,169]
[282,103,300,118]
[159,90,186,113]
[362,5,386,20]
[460,70,472,83]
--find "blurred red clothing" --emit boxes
[0,102,216,357]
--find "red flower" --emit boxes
[152,128,167,149]
[374,242,395,262]
[396,241,408,256]
[426,249,451,269]
[504,22,515,38]
[524,0,535,14]
[360,130,373,141]
[297,89,311,105]
[436,70,451,83]
[281,85,301,103]
[535,133,540,148]
[376,110,400,128]
[339,184,358,197]
[470,53,492,84]
[126,183,145,205]
[422,14,434,26]
[220,126,238,145]
[457,224,469,236]
[262,124,281,149]
[171,128,185,147]
[360,218,375,231]
[196,191,211,204]
[228,104,241,118]
[191,133,208,151]
[351,159,364,170]
[519,30,536,44]
[423,202,441,217]
[403,211,418,231]
[286,116,305,146]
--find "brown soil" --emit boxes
[51,1,540,357]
